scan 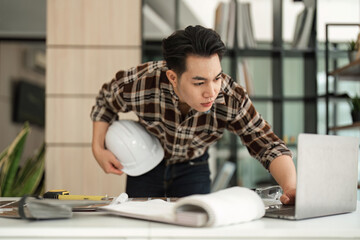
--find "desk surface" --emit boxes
[0,199,359,240]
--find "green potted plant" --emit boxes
[0,122,45,197]
[348,94,360,123]
[347,36,360,62]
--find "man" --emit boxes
[91,25,296,204]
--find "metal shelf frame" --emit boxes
[325,23,360,134]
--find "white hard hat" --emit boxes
[105,120,164,176]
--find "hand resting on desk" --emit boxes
[281,188,296,205]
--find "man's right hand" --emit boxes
[93,147,124,175]
[92,121,124,176]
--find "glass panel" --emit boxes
[220,56,232,77]
[283,57,304,97]
[337,79,360,98]
[288,145,298,170]
[179,0,272,49]
[317,0,360,42]
[332,57,351,73]
[241,0,273,44]
[142,54,163,63]
[143,0,176,41]
[317,99,326,134]
[179,0,224,29]
[237,151,273,188]
[181,0,238,49]
[317,98,356,134]
[335,101,353,127]
[252,101,274,127]
[237,57,272,97]
[316,55,349,96]
[282,0,305,46]
[327,101,336,130]
[216,130,233,153]
[283,101,304,144]
[316,54,327,96]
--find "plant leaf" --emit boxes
[18,143,45,182]
[0,147,9,165]
[0,147,9,176]
[0,123,30,196]
[34,174,45,196]
[13,143,45,197]
[0,148,9,196]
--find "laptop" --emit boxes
[265,133,359,220]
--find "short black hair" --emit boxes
[162,25,226,77]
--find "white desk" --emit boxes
[0,200,359,240]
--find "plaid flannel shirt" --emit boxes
[90,61,292,168]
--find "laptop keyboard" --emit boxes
[266,204,295,216]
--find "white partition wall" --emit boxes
[46,0,141,196]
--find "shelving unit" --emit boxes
[329,122,360,131]
[325,23,360,134]
[141,0,318,187]
[329,58,360,77]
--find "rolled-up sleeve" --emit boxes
[227,93,292,170]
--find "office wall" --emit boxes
[46,0,141,196]
[0,42,45,165]
[0,0,46,37]
[0,0,46,168]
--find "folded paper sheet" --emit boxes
[99,187,265,227]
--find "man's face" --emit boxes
[168,54,223,113]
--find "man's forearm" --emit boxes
[92,121,110,153]
[269,155,296,191]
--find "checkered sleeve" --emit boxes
[90,71,130,124]
[227,91,292,170]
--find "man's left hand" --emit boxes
[280,188,296,205]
